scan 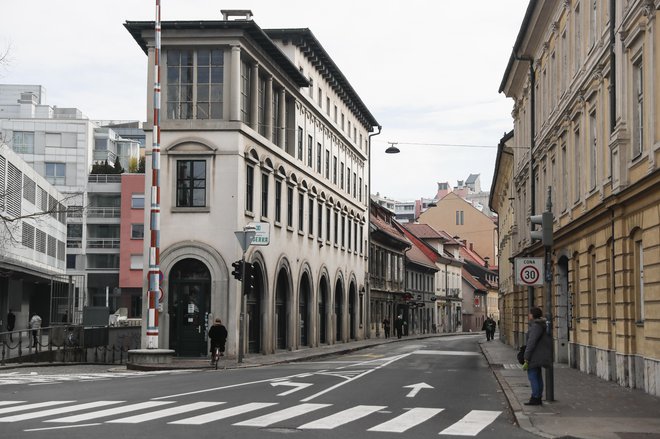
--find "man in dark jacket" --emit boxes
[208,318,228,360]
[7,310,16,342]
[523,307,553,405]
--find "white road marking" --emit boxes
[439,410,501,436]
[46,401,173,423]
[270,381,314,396]
[368,407,444,432]
[24,423,102,431]
[233,403,330,427]
[412,350,482,356]
[0,401,122,422]
[404,382,434,397]
[301,354,410,402]
[0,401,25,407]
[0,401,74,415]
[107,402,224,424]
[169,402,278,425]
[298,405,386,429]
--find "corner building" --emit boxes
[125,13,379,357]
[497,1,660,396]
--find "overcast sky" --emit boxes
[2,0,529,201]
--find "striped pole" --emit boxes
[147,0,162,349]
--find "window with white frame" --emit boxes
[12,131,34,154]
[131,224,144,239]
[574,127,581,202]
[45,162,65,186]
[589,110,597,189]
[261,172,269,218]
[130,254,144,270]
[246,164,254,212]
[131,194,145,209]
[632,57,644,157]
[240,60,252,124]
[275,179,282,223]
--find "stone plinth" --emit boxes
[127,348,175,370]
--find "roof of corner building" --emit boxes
[404,223,444,239]
[462,268,487,291]
[123,20,309,87]
[406,240,437,270]
[264,28,380,128]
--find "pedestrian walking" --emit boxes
[483,316,496,341]
[208,318,228,361]
[394,315,404,339]
[382,318,390,338]
[522,307,552,405]
[29,313,42,347]
[7,309,16,342]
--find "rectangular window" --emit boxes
[341,113,345,131]
[275,180,282,222]
[246,164,254,212]
[455,210,464,225]
[12,131,34,154]
[574,4,581,73]
[346,167,351,194]
[130,254,144,270]
[240,60,251,124]
[196,48,224,119]
[272,90,281,144]
[297,127,303,160]
[131,224,144,239]
[353,171,357,197]
[66,254,76,269]
[22,222,35,249]
[632,58,644,157]
[574,128,581,202]
[316,143,322,173]
[341,216,345,248]
[258,76,266,136]
[318,203,323,241]
[308,197,314,235]
[176,160,206,207]
[334,211,339,245]
[261,173,269,218]
[340,162,344,189]
[325,150,330,179]
[298,193,304,232]
[307,135,313,167]
[359,177,363,202]
[561,143,568,211]
[635,238,645,322]
[317,87,322,107]
[45,162,66,185]
[334,105,337,123]
[287,186,293,227]
[589,111,597,189]
[131,194,145,209]
[326,97,330,115]
[347,218,352,250]
[333,157,337,184]
[23,175,36,204]
[166,49,193,119]
[326,206,331,243]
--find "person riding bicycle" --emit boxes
[208,318,228,360]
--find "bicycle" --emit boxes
[211,346,223,369]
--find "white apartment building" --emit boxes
[0,85,141,318]
[126,12,379,357]
[0,146,68,331]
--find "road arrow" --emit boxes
[270,381,313,396]
[403,382,434,398]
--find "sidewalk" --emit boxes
[479,338,660,439]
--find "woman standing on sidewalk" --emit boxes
[522,307,552,406]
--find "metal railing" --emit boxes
[88,174,122,184]
[87,207,121,218]
[86,238,121,249]
[0,325,140,366]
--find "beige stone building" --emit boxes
[418,192,497,262]
[496,1,660,396]
[126,12,379,358]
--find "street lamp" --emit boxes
[385,142,400,154]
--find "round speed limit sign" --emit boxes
[515,258,544,286]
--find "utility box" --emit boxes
[83,306,110,326]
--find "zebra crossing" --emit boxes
[0,370,190,386]
[0,399,502,435]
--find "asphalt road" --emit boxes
[0,334,538,438]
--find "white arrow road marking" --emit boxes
[404,382,434,398]
[270,381,314,396]
[439,410,502,436]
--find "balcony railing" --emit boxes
[87,207,121,218]
[86,238,120,249]
[88,174,122,184]
[67,239,82,248]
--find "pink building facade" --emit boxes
[119,174,145,317]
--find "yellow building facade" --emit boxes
[495,1,660,396]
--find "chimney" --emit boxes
[469,243,474,251]
[221,9,253,20]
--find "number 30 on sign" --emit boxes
[514,258,544,287]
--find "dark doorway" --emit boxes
[168,258,211,357]
[349,283,356,340]
[299,273,311,346]
[275,268,289,350]
[335,280,343,342]
[247,262,263,354]
[319,277,327,344]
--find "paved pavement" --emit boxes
[3,332,660,438]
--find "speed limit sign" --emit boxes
[515,258,544,286]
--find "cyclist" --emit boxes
[208,318,228,363]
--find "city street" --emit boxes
[0,335,537,438]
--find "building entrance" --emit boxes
[168,258,211,357]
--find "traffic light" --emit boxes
[530,211,553,246]
[244,262,256,295]
[231,260,243,281]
